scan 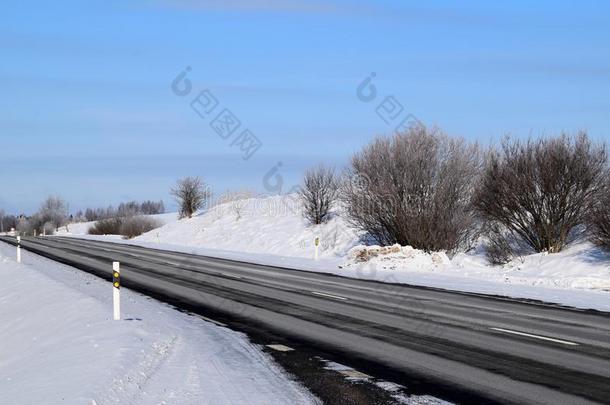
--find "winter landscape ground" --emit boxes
[0,242,318,404]
[4,2,610,403]
[57,195,610,312]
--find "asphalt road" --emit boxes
[3,235,610,405]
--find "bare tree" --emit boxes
[84,200,165,221]
[171,176,210,219]
[16,216,31,236]
[39,196,68,232]
[341,126,481,253]
[140,200,165,215]
[299,165,339,225]
[74,210,85,222]
[0,211,17,234]
[117,201,140,217]
[474,132,606,262]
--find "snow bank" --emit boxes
[137,196,362,259]
[57,195,610,312]
[0,243,317,404]
[338,241,610,311]
[343,242,610,291]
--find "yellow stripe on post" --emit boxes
[113,271,120,289]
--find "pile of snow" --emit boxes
[0,243,317,404]
[347,244,451,268]
[137,196,362,259]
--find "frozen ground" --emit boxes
[0,242,318,405]
[58,195,610,312]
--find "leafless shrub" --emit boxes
[341,126,481,253]
[42,222,56,236]
[171,176,210,219]
[88,216,160,238]
[299,165,339,225]
[88,218,123,235]
[219,190,255,221]
[483,223,517,265]
[120,216,161,239]
[587,170,610,249]
[474,132,607,262]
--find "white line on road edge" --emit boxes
[339,369,371,379]
[311,291,348,301]
[266,344,294,352]
[222,273,243,280]
[199,316,227,327]
[490,327,579,346]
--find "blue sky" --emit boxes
[1,0,609,213]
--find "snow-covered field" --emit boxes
[58,195,610,312]
[0,242,318,405]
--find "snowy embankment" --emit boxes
[60,195,610,312]
[0,242,317,404]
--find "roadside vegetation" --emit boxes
[587,171,610,249]
[84,200,165,238]
[81,200,164,222]
[339,126,481,254]
[4,126,610,264]
[297,127,609,264]
[299,164,339,225]
[88,216,160,239]
[473,133,606,263]
[171,176,210,219]
[7,196,69,236]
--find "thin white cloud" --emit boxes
[145,0,515,27]
[151,0,360,14]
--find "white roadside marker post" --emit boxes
[112,262,121,320]
[16,236,21,263]
[314,236,320,260]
